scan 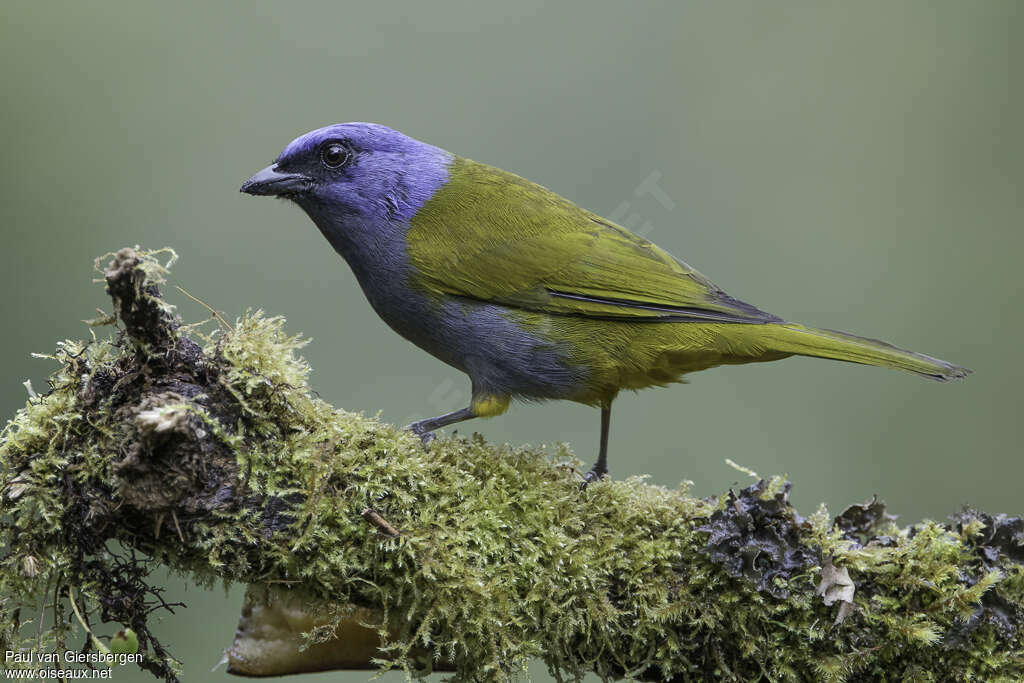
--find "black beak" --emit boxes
[240,165,312,197]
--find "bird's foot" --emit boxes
[404,422,436,449]
[579,466,609,491]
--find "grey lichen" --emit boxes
[816,558,856,625]
[0,247,1022,682]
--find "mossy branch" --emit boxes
[1,247,1022,682]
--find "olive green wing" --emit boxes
[406,157,779,324]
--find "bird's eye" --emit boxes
[320,142,352,169]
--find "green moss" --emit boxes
[1,247,1022,681]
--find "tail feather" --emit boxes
[767,323,971,381]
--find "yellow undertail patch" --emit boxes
[471,394,511,418]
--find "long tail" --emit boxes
[763,323,971,381]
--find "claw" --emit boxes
[579,467,608,491]
[405,423,436,449]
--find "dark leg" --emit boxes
[405,406,476,447]
[581,404,611,489]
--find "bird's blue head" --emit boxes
[241,123,452,255]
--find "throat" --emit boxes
[308,212,418,319]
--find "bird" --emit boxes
[241,123,969,486]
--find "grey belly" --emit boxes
[375,293,585,400]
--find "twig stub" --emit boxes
[361,508,400,537]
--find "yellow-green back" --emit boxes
[406,156,968,405]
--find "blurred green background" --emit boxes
[1,1,1020,680]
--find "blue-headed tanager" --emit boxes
[241,123,969,485]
